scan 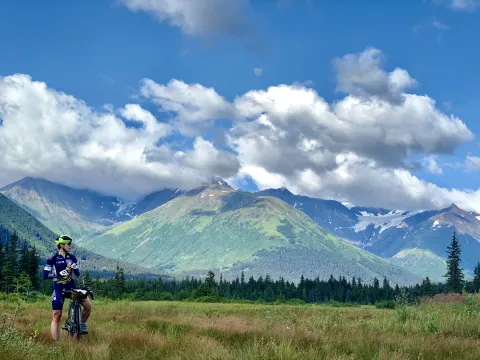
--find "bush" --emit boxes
[327,300,359,307]
[375,300,396,309]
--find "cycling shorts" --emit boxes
[51,282,75,311]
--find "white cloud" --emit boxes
[253,68,263,76]
[465,156,480,171]
[119,0,264,53]
[433,0,479,11]
[139,78,234,136]
[432,21,449,30]
[333,47,417,104]
[227,48,476,212]
[423,156,444,174]
[119,0,250,36]
[1,47,478,213]
[451,0,479,11]
[0,74,239,199]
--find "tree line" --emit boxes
[2,230,480,306]
[0,231,41,293]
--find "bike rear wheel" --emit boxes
[68,302,82,339]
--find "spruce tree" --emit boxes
[0,240,4,289]
[444,231,464,293]
[29,245,40,290]
[3,231,19,292]
[19,240,31,277]
[473,262,480,293]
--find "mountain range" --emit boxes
[0,177,182,238]
[2,176,479,282]
[76,180,419,285]
[0,193,168,279]
[257,188,480,280]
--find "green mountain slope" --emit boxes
[79,183,422,285]
[390,248,447,282]
[0,177,122,237]
[0,194,166,279]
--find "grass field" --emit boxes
[1,293,480,359]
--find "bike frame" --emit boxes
[62,286,94,339]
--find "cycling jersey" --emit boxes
[43,252,81,310]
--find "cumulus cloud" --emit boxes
[333,47,417,104]
[0,47,478,212]
[139,78,234,136]
[465,156,480,171]
[227,48,476,211]
[0,74,239,199]
[423,156,444,174]
[119,0,264,53]
[119,0,248,36]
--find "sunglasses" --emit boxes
[65,242,72,246]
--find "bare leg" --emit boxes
[81,298,92,322]
[51,310,62,341]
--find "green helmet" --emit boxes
[55,234,73,247]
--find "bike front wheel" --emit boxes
[69,302,82,339]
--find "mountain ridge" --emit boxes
[78,182,422,285]
[0,193,168,279]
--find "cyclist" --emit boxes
[43,235,92,342]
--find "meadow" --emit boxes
[1,293,480,360]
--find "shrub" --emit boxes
[375,300,396,309]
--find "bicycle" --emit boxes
[62,286,94,339]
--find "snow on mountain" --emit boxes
[353,209,425,234]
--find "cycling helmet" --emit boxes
[55,234,73,247]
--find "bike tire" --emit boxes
[73,303,82,340]
[67,302,75,336]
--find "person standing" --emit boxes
[43,235,92,342]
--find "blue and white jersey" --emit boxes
[43,252,80,286]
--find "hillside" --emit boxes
[78,182,421,285]
[0,194,166,279]
[389,248,447,282]
[257,188,480,279]
[0,177,181,238]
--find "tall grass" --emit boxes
[1,292,480,359]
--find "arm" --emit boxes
[71,255,80,277]
[43,256,55,280]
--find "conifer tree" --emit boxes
[29,245,40,289]
[3,231,18,292]
[472,262,480,293]
[0,240,4,288]
[19,240,31,277]
[444,231,464,293]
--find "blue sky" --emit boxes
[0,0,479,211]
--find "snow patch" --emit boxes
[201,193,205,198]
[354,209,424,234]
[134,238,149,250]
[341,202,354,209]
[476,216,480,222]
[432,220,440,228]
